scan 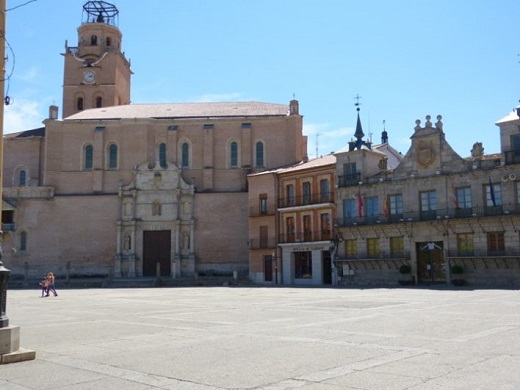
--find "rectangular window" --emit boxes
[456,187,471,208]
[302,182,311,204]
[286,217,295,243]
[294,252,312,279]
[345,239,357,258]
[259,226,268,248]
[342,162,357,186]
[390,236,404,257]
[389,194,403,220]
[367,238,380,258]
[320,179,330,202]
[303,215,312,241]
[457,233,474,256]
[487,232,505,255]
[259,194,268,215]
[517,182,520,210]
[286,184,295,206]
[343,199,356,224]
[485,181,503,216]
[365,196,379,222]
[420,190,437,220]
[321,213,331,240]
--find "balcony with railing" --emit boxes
[249,204,277,217]
[278,230,332,244]
[335,204,519,227]
[278,193,333,209]
[337,173,361,188]
[503,150,520,165]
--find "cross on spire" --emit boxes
[354,94,362,112]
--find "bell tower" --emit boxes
[62,1,131,118]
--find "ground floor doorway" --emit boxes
[416,241,445,284]
[143,230,171,276]
[264,254,273,282]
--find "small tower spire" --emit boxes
[381,120,388,144]
[348,94,372,151]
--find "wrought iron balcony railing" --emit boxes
[278,193,333,208]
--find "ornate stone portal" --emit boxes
[114,161,195,279]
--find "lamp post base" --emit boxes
[0,325,36,364]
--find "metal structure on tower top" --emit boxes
[82,1,119,27]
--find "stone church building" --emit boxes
[1,2,307,280]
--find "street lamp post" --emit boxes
[271,251,278,285]
[329,228,344,284]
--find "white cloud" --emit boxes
[4,98,44,134]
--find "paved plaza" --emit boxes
[1,286,519,389]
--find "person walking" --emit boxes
[39,276,49,297]
[46,272,58,297]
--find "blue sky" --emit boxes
[4,0,519,158]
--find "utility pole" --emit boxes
[0,0,5,248]
[0,0,35,364]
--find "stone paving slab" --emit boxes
[0,287,519,389]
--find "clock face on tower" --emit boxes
[83,71,96,84]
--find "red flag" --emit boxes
[357,190,363,218]
[452,183,460,209]
[383,195,389,218]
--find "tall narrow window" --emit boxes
[20,231,28,251]
[487,232,505,255]
[77,97,84,111]
[108,144,118,169]
[389,194,403,221]
[367,238,380,258]
[181,142,190,168]
[365,196,379,222]
[420,190,437,220]
[345,239,357,258]
[456,186,472,217]
[255,142,264,167]
[321,213,331,240]
[303,215,312,241]
[260,194,268,215]
[302,182,311,204]
[106,37,112,46]
[320,179,330,202]
[343,199,356,223]
[19,170,27,186]
[511,135,520,164]
[230,141,238,168]
[457,233,474,256]
[390,237,404,257]
[159,143,167,168]
[259,226,268,248]
[485,182,502,215]
[342,162,357,186]
[91,35,97,45]
[517,182,520,206]
[96,96,103,108]
[84,144,93,170]
[286,217,295,243]
[286,184,295,206]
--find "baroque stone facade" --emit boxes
[1,3,307,280]
[248,108,520,288]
